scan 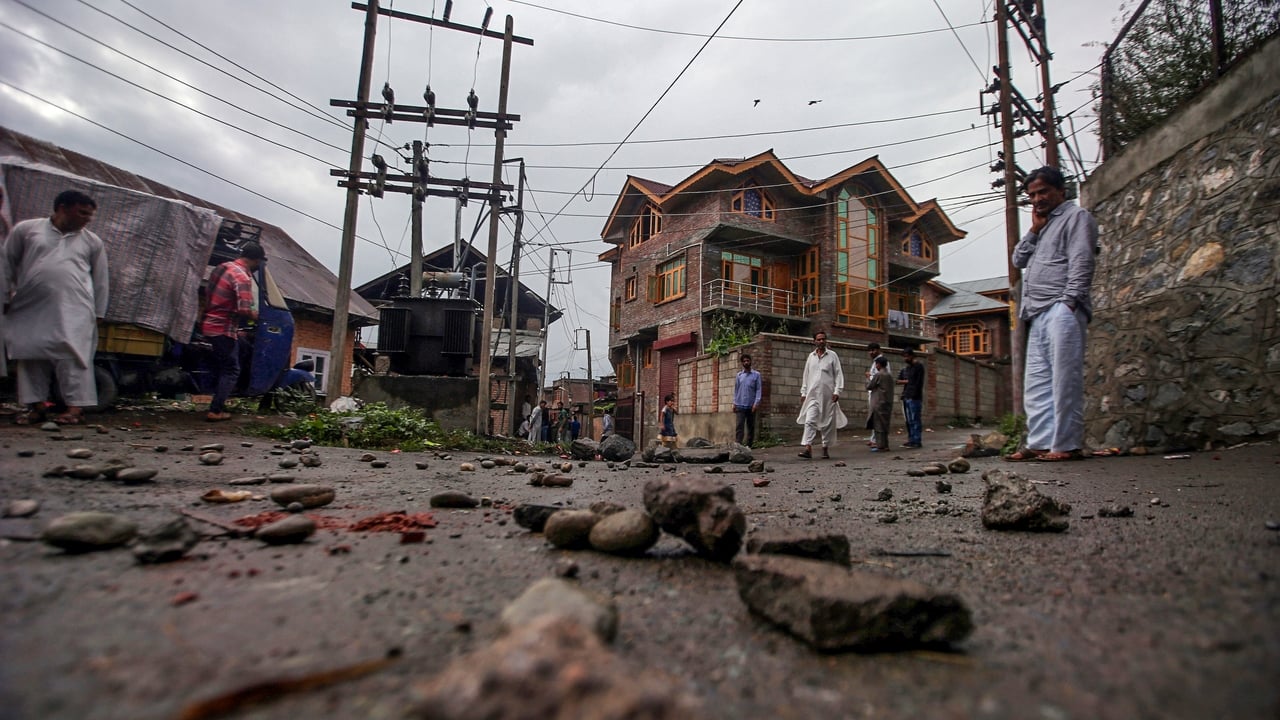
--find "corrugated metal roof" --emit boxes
[0,126,377,323]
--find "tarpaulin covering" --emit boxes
[1,159,220,343]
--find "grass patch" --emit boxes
[250,402,548,453]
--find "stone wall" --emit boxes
[672,334,1009,445]
[1081,35,1280,450]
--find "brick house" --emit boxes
[0,126,377,398]
[926,277,1012,362]
[598,150,966,441]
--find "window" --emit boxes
[642,345,654,368]
[945,323,990,355]
[730,183,776,221]
[625,276,637,301]
[835,187,885,328]
[629,205,662,248]
[610,298,621,332]
[721,251,770,294]
[617,359,635,388]
[791,247,819,315]
[297,348,331,396]
[901,229,934,260]
[648,255,687,303]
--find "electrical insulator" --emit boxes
[381,82,395,123]
[466,89,479,129]
[371,154,387,198]
[1021,0,1035,15]
[442,0,453,22]
[417,156,430,184]
[482,7,493,30]
[992,178,1006,189]
[990,159,1005,173]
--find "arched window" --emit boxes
[944,322,990,355]
[731,183,776,221]
[629,205,661,248]
[901,229,934,260]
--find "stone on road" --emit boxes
[643,476,746,562]
[981,469,1071,532]
[269,484,336,509]
[745,530,852,566]
[41,511,138,553]
[588,508,659,555]
[499,577,618,642]
[734,554,973,651]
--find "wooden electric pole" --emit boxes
[409,139,424,297]
[504,159,526,434]
[476,15,516,436]
[327,0,380,402]
[996,0,1024,414]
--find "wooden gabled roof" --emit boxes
[600,150,966,245]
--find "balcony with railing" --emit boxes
[886,309,938,341]
[704,279,807,319]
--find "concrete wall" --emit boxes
[1080,34,1280,450]
[352,375,478,431]
[671,333,1008,445]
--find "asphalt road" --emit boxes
[1,407,1277,720]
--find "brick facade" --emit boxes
[291,312,357,397]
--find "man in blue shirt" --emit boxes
[733,353,764,447]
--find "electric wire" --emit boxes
[931,0,987,81]
[0,79,408,261]
[0,22,347,168]
[508,0,990,42]
[114,0,355,132]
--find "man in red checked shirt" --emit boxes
[199,242,264,421]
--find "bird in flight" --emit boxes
[753,99,761,106]
[808,99,822,105]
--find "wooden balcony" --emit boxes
[704,279,807,319]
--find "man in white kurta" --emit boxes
[4,190,110,424]
[796,330,847,459]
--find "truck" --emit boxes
[2,158,305,412]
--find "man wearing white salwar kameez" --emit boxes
[796,330,847,459]
[4,190,109,425]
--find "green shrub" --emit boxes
[252,403,532,453]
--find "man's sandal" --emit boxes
[797,449,812,459]
[1038,450,1086,462]
[53,412,84,425]
[1005,449,1047,462]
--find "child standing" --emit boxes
[659,393,679,448]
[865,356,894,452]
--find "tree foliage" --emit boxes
[1099,0,1279,151]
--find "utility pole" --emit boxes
[996,0,1024,414]
[584,328,594,440]
[409,139,424,297]
[331,3,531,417]
[476,16,516,436]
[504,159,526,434]
[327,0,380,402]
[536,249,555,406]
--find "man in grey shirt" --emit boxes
[1009,166,1098,462]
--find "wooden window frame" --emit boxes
[617,359,635,388]
[629,205,662,248]
[720,251,769,295]
[901,229,934,260]
[945,322,990,356]
[610,297,622,332]
[624,276,638,301]
[834,187,885,329]
[791,247,820,315]
[648,254,687,304]
[730,183,776,221]
[642,345,654,368]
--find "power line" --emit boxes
[0,22,347,168]
[528,0,746,245]
[0,79,408,261]
[509,0,990,42]
[930,0,987,81]
[114,0,354,132]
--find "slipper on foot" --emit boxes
[1005,449,1046,462]
[1038,450,1085,462]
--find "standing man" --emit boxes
[796,330,846,459]
[527,399,546,443]
[896,348,925,448]
[864,342,889,447]
[866,355,894,452]
[601,409,615,439]
[1009,165,1098,462]
[5,190,109,425]
[554,401,571,444]
[199,241,264,421]
[732,352,763,447]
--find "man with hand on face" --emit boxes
[5,190,110,426]
[1009,166,1098,462]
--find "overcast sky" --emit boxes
[0,0,1130,382]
